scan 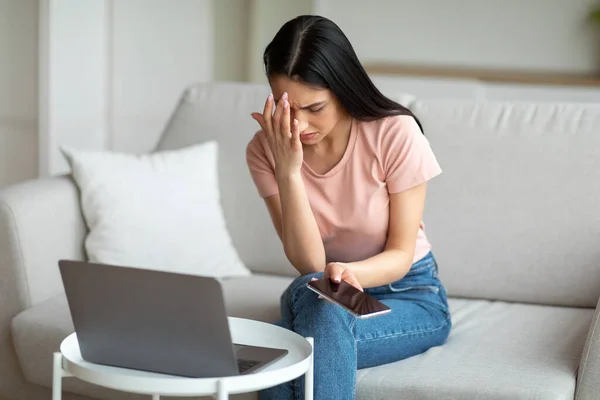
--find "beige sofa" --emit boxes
[1,81,600,400]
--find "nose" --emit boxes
[298,120,309,132]
[289,110,309,132]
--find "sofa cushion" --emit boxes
[221,274,294,323]
[61,141,250,279]
[356,298,593,400]
[154,82,292,278]
[412,99,600,308]
[12,284,591,400]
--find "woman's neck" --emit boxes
[308,114,353,157]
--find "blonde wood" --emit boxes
[364,63,600,87]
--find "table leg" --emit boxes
[305,337,314,400]
[52,353,63,400]
[151,395,160,400]
[217,379,228,400]
[53,352,74,400]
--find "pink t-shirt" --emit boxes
[245,115,442,265]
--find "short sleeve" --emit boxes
[245,131,279,198]
[382,115,442,194]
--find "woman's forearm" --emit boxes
[277,173,326,274]
[347,249,413,288]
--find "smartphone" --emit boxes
[306,278,391,319]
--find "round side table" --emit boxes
[52,317,314,400]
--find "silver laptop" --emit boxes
[58,260,288,377]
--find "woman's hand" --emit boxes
[320,262,364,292]
[251,92,303,180]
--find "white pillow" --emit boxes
[61,141,251,278]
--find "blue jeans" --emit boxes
[260,251,452,400]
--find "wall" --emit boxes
[109,0,213,154]
[214,0,250,82]
[248,0,315,83]
[0,0,38,188]
[2,0,600,187]
[316,0,600,73]
[38,0,214,177]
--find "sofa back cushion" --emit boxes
[412,99,600,307]
[155,82,297,276]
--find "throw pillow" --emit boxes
[61,141,251,278]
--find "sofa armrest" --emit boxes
[576,294,600,400]
[0,175,87,395]
[0,176,87,309]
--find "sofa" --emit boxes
[1,81,600,400]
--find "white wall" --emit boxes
[39,0,109,178]
[1,0,213,186]
[38,0,213,177]
[248,0,315,83]
[0,0,38,188]
[110,0,213,154]
[2,0,600,187]
[316,0,600,73]
[214,0,250,82]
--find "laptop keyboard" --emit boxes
[237,359,261,373]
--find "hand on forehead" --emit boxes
[269,76,330,110]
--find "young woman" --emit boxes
[246,15,452,400]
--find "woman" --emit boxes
[246,15,452,400]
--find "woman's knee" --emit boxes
[281,272,323,310]
[291,271,324,290]
[281,271,324,307]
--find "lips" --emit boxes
[300,132,317,139]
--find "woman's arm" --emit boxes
[264,175,326,275]
[250,93,326,275]
[345,182,428,288]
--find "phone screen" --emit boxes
[306,279,391,318]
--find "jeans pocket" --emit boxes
[403,264,434,277]
[404,253,437,278]
[388,283,440,293]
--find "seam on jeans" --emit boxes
[387,284,440,293]
[350,315,357,400]
[290,278,306,400]
[404,264,432,275]
[355,317,451,343]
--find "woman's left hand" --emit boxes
[322,262,364,292]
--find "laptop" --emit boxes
[58,260,288,377]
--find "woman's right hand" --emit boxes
[251,92,303,179]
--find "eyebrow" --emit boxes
[274,99,327,109]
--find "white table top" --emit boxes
[60,317,313,396]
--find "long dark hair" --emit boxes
[263,15,424,134]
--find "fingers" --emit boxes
[271,93,284,139]
[291,119,301,150]
[323,264,331,282]
[326,263,343,283]
[255,92,295,143]
[262,94,274,137]
[326,263,364,292]
[343,274,364,292]
[281,95,291,139]
[251,113,265,131]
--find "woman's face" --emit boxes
[269,75,350,145]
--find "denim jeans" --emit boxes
[259,251,452,400]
